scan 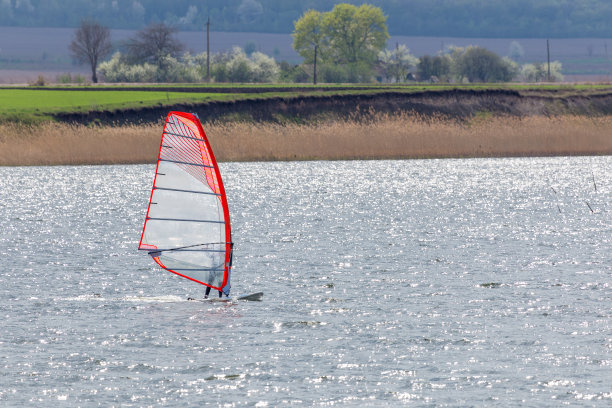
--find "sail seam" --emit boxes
[140,242,232,251]
[146,217,225,224]
[158,249,225,252]
[158,158,215,169]
[138,248,225,253]
[153,186,221,196]
[163,131,203,142]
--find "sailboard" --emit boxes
[138,111,235,297]
[191,292,264,303]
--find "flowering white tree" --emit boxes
[520,61,563,82]
[98,47,279,83]
[216,47,279,83]
[250,52,280,82]
[378,45,418,82]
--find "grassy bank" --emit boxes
[0,88,246,123]
[3,83,612,124]
[2,113,611,166]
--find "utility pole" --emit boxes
[313,45,317,85]
[605,42,609,80]
[206,16,210,82]
[547,39,551,82]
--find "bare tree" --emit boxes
[125,23,185,68]
[69,20,112,83]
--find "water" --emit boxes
[1,157,611,406]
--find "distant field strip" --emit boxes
[0,89,230,121]
[2,114,611,166]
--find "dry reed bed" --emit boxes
[1,113,611,166]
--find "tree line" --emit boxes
[71,6,563,85]
[5,0,612,38]
[71,21,280,83]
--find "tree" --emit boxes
[453,46,516,82]
[417,55,451,81]
[292,3,389,83]
[69,19,112,83]
[125,23,185,69]
[211,47,279,83]
[323,4,388,66]
[250,52,280,82]
[378,45,417,82]
[521,61,563,82]
[292,10,326,84]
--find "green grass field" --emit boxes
[1,83,612,124]
[0,89,243,122]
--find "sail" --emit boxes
[139,111,232,295]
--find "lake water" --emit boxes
[1,157,611,406]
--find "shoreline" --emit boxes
[2,113,611,166]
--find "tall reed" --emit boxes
[1,113,611,166]
[0,122,160,166]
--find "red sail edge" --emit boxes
[138,111,232,294]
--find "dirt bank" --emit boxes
[53,88,612,126]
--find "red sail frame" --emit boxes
[138,111,232,293]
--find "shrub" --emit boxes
[29,75,46,86]
[452,46,518,82]
[98,52,157,82]
[226,48,253,82]
[250,52,280,82]
[279,62,310,83]
[98,48,279,83]
[417,55,452,82]
[56,73,73,84]
[319,64,348,83]
[156,55,200,82]
[56,73,89,84]
[378,45,418,83]
[212,47,279,83]
[520,61,563,82]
